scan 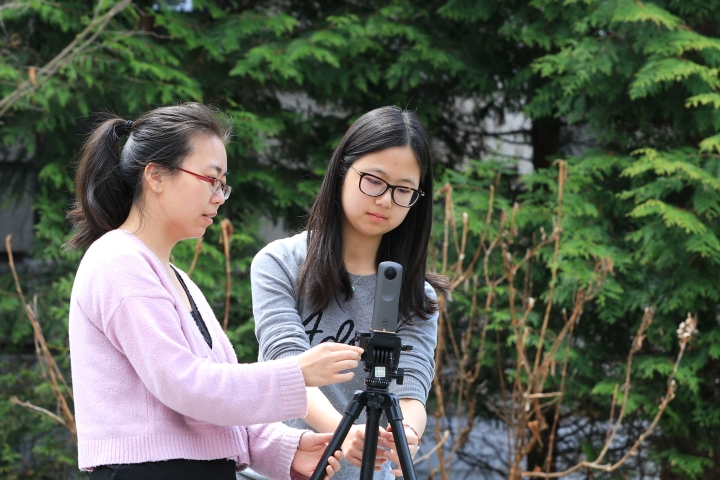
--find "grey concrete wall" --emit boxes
[0,194,33,253]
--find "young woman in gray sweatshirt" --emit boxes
[251,106,449,479]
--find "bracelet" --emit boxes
[403,423,421,443]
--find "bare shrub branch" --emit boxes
[430,162,692,480]
[5,234,77,443]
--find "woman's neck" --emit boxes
[119,208,174,266]
[343,231,381,275]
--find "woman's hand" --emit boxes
[380,425,421,477]
[341,424,388,471]
[291,432,343,480]
[297,343,364,387]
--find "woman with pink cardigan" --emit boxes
[66,103,363,480]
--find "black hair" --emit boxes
[66,103,232,250]
[299,106,449,322]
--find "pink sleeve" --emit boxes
[243,423,304,479]
[105,294,307,426]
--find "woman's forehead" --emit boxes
[184,136,228,175]
[352,147,421,185]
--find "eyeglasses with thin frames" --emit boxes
[176,167,232,200]
[350,166,424,208]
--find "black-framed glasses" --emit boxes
[176,167,232,200]
[350,166,424,208]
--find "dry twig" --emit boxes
[187,237,203,277]
[5,234,77,443]
[219,219,233,331]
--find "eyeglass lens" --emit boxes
[214,181,232,200]
[359,175,418,207]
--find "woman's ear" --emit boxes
[144,163,164,193]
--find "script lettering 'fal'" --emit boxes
[303,310,357,346]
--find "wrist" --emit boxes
[403,423,421,443]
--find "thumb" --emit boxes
[299,432,333,449]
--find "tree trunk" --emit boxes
[530,116,562,171]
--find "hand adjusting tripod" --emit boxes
[309,331,417,480]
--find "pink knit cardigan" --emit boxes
[69,230,308,478]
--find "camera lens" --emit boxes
[385,267,397,280]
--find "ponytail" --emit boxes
[66,117,136,250]
[65,102,233,250]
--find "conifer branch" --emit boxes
[0,0,132,118]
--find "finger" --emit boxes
[375,458,388,472]
[346,454,363,468]
[334,344,365,355]
[299,432,327,450]
[382,428,417,447]
[327,351,362,363]
[334,359,360,371]
[312,432,334,444]
[327,456,340,472]
[343,446,363,465]
[351,427,365,441]
[324,461,338,480]
[324,343,364,355]
[333,372,355,383]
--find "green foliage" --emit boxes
[425,3,720,476]
[2,0,720,478]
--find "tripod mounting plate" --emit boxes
[356,330,412,388]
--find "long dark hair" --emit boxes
[66,103,232,250]
[299,106,449,322]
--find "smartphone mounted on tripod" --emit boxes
[356,262,413,389]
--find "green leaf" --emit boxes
[611,0,682,31]
[628,200,707,234]
[685,93,720,109]
[699,133,720,153]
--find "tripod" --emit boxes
[309,331,417,480]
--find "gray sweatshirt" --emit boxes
[249,231,438,480]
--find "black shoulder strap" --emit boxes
[171,267,212,349]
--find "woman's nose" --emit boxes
[212,190,226,205]
[375,189,393,208]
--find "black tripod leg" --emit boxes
[385,400,417,480]
[308,392,365,480]
[359,400,382,480]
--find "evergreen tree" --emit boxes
[1,0,719,478]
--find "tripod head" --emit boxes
[355,262,413,389]
[356,330,412,388]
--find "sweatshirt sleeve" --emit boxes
[389,282,438,404]
[105,293,308,426]
[251,240,312,361]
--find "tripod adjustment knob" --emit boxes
[401,344,413,352]
[391,368,405,385]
